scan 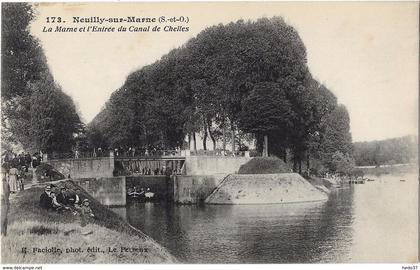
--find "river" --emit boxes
[112,172,418,263]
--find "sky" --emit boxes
[30,2,419,142]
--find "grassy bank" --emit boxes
[1,180,177,263]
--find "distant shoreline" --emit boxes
[356,163,418,176]
[355,163,416,169]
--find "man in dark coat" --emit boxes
[56,187,68,205]
[39,186,52,209]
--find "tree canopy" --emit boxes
[90,17,353,174]
[353,135,417,166]
[1,3,82,153]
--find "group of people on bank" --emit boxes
[2,151,43,171]
[39,185,95,226]
[1,151,44,193]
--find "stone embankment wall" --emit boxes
[185,156,252,175]
[74,176,126,206]
[47,157,114,179]
[205,173,328,204]
[172,174,228,204]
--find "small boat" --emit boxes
[367,178,375,182]
[128,191,143,198]
[145,189,155,202]
[400,179,406,182]
[127,187,145,201]
[349,180,365,184]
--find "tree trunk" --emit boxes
[231,126,235,153]
[293,157,298,172]
[193,132,197,151]
[222,124,226,152]
[299,159,302,174]
[283,149,287,163]
[306,152,310,175]
[207,119,216,150]
[188,133,191,150]
[263,135,268,157]
[202,120,208,151]
[256,134,263,154]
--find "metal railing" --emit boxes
[48,151,110,160]
[114,149,182,158]
[48,149,257,160]
[190,149,250,157]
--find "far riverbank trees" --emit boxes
[89,17,353,174]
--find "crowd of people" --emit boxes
[135,166,178,176]
[2,151,43,171]
[39,185,95,226]
[112,145,181,158]
[90,145,181,158]
[1,151,45,194]
[2,150,44,189]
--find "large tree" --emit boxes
[239,82,294,158]
[90,16,354,176]
[2,3,82,154]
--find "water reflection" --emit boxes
[112,173,417,263]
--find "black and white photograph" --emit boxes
[1,1,418,266]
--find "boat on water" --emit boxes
[127,187,155,202]
[349,179,365,184]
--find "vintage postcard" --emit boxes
[1,1,418,265]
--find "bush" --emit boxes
[35,163,65,181]
[29,225,58,235]
[238,156,291,174]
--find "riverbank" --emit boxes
[1,180,177,263]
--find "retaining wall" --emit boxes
[172,174,227,204]
[185,156,252,175]
[47,157,114,179]
[74,176,126,206]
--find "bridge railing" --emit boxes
[48,149,256,160]
[190,149,250,157]
[115,149,182,158]
[48,151,110,160]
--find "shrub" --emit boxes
[35,163,65,181]
[238,156,291,174]
[29,225,58,235]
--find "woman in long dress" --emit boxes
[8,167,18,193]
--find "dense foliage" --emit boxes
[353,135,417,166]
[1,3,82,153]
[90,17,353,174]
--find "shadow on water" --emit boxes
[113,188,356,263]
[112,172,417,263]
